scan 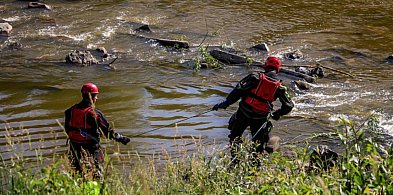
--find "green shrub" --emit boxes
[1,113,392,194]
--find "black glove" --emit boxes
[270,112,281,121]
[212,102,228,111]
[114,133,131,145]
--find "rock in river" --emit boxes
[28,2,51,10]
[65,50,99,66]
[0,23,12,36]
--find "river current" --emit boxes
[1,0,392,166]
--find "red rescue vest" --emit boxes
[245,73,281,113]
[67,105,98,143]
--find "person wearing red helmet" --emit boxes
[212,56,294,158]
[64,83,130,179]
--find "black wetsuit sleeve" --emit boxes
[90,109,115,139]
[222,73,260,107]
[272,85,294,117]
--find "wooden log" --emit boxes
[280,69,316,83]
[136,34,189,49]
[209,49,248,64]
[154,38,189,49]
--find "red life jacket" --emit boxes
[67,105,98,143]
[245,73,281,113]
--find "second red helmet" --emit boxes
[81,83,99,94]
[264,56,281,72]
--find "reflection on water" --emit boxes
[1,0,392,165]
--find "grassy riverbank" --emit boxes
[1,116,392,194]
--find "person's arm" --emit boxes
[93,109,114,139]
[213,73,260,110]
[93,109,130,145]
[271,85,294,119]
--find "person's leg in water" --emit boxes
[250,118,273,153]
[228,111,250,164]
[248,118,272,166]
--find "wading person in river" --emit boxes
[64,83,131,179]
[212,56,294,159]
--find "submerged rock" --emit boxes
[309,66,325,78]
[387,55,393,63]
[6,41,23,50]
[0,23,12,36]
[65,50,98,66]
[135,24,151,32]
[28,2,51,10]
[95,47,108,58]
[294,80,311,90]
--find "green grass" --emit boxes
[1,114,392,194]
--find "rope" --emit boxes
[251,113,271,140]
[130,109,213,138]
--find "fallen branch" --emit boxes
[108,57,118,65]
[197,18,209,48]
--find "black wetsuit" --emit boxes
[64,100,114,178]
[220,71,294,153]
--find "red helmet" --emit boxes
[81,83,99,94]
[265,56,281,72]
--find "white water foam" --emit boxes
[2,16,25,22]
[38,26,92,42]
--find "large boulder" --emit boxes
[0,23,12,36]
[65,50,99,66]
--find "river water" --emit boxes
[1,0,392,166]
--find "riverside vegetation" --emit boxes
[1,113,392,194]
